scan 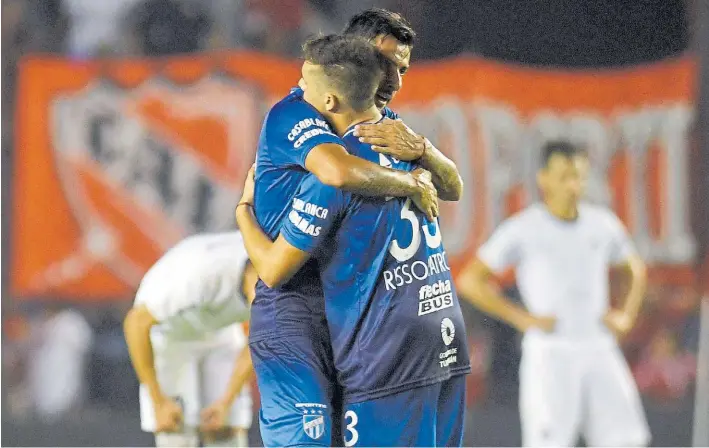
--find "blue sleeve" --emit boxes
[280,175,346,253]
[383,107,399,120]
[265,101,343,168]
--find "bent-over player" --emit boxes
[124,232,258,448]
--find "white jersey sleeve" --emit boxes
[477,215,523,274]
[602,209,636,264]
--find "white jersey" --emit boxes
[478,202,636,342]
[134,232,251,343]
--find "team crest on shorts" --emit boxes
[296,403,327,440]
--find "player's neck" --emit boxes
[327,107,382,136]
[543,200,579,221]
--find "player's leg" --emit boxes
[342,385,439,447]
[435,375,467,447]
[140,339,201,447]
[250,334,339,447]
[582,345,650,447]
[201,428,248,447]
[153,432,200,448]
[200,341,253,447]
[519,342,583,447]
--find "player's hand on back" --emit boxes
[154,396,184,433]
[200,399,230,432]
[354,118,425,161]
[411,168,438,221]
[603,308,635,339]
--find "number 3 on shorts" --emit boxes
[344,410,359,447]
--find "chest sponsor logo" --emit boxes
[418,279,454,315]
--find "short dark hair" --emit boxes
[342,8,416,46]
[302,34,385,112]
[541,141,586,168]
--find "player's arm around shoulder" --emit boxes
[304,142,439,221]
[353,118,463,201]
[235,166,310,288]
[235,167,340,288]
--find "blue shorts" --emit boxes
[250,335,342,447]
[341,375,467,447]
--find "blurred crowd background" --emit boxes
[2,0,708,446]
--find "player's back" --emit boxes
[250,88,405,343]
[253,88,337,239]
[249,87,344,341]
[135,232,250,341]
[253,87,400,240]
[319,129,472,402]
[276,121,471,445]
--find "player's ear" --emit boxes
[324,93,339,112]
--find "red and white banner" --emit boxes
[11,53,698,300]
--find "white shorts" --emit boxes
[519,336,650,447]
[140,325,253,433]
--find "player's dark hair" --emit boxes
[541,141,586,168]
[302,34,386,112]
[342,8,416,46]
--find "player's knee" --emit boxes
[154,432,199,448]
[202,427,248,447]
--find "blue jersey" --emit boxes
[253,87,398,238]
[280,125,471,403]
[249,88,398,342]
[253,88,342,239]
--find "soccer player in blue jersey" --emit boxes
[246,36,435,448]
[244,10,464,447]
[237,35,471,447]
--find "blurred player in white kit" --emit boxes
[459,141,651,447]
[124,232,258,448]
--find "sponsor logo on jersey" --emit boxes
[296,403,327,440]
[292,198,329,219]
[287,118,330,141]
[418,279,454,315]
[439,347,458,368]
[382,252,451,291]
[439,318,458,367]
[441,318,455,346]
[287,118,335,149]
[288,210,322,237]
